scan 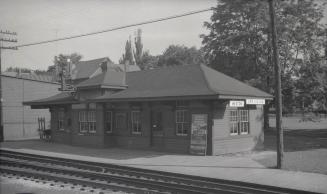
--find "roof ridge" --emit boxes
[126,64,196,74]
[199,64,218,94]
[77,57,109,63]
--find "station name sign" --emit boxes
[229,99,265,107]
[229,101,244,107]
[246,99,265,105]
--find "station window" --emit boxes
[79,111,88,133]
[58,110,64,130]
[131,111,141,134]
[229,109,249,135]
[176,110,188,136]
[105,111,113,133]
[88,111,96,133]
[79,111,96,133]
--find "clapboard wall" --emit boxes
[212,102,264,155]
[1,75,60,140]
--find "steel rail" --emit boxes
[0,166,161,194]
[0,151,280,194]
[1,158,244,194]
[0,149,318,194]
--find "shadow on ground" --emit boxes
[0,140,171,160]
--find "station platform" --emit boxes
[1,140,327,193]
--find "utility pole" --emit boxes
[0,30,18,142]
[268,0,283,169]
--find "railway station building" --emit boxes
[24,64,272,155]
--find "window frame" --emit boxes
[88,111,96,133]
[229,110,239,136]
[229,109,249,136]
[175,109,188,136]
[78,110,96,134]
[79,111,88,133]
[131,110,142,134]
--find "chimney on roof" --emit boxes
[101,61,107,72]
[123,61,128,85]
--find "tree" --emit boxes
[119,37,135,65]
[295,58,327,112]
[6,67,32,73]
[133,29,143,66]
[201,0,326,111]
[138,51,159,70]
[51,53,82,81]
[157,45,206,67]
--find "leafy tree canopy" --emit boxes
[201,0,327,111]
[157,45,206,67]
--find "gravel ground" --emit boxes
[0,174,126,194]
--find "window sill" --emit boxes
[226,133,252,139]
[176,134,188,137]
[105,131,113,134]
[132,132,142,135]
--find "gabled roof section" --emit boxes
[23,92,78,106]
[94,64,272,101]
[200,65,272,98]
[94,65,217,101]
[116,64,141,72]
[76,70,127,89]
[72,57,110,80]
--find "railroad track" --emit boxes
[0,149,317,194]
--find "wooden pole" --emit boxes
[0,30,17,142]
[268,0,283,169]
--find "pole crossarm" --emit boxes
[0,30,17,35]
[0,38,18,42]
[0,46,18,50]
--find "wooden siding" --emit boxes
[212,102,264,155]
[48,99,264,155]
[2,76,60,140]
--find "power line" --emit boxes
[17,8,213,48]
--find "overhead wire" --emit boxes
[16,8,213,48]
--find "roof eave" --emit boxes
[218,94,274,100]
[23,100,79,107]
[77,84,127,90]
[90,94,219,103]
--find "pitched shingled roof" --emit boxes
[24,64,272,106]
[94,64,272,101]
[72,57,110,80]
[76,70,127,89]
[23,92,78,106]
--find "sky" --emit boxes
[0,0,216,71]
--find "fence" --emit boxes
[38,117,51,140]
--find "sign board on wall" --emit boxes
[246,99,265,105]
[190,114,208,156]
[229,101,244,107]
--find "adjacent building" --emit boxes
[24,64,272,155]
[1,73,60,140]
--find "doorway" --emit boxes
[150,110,164,148]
